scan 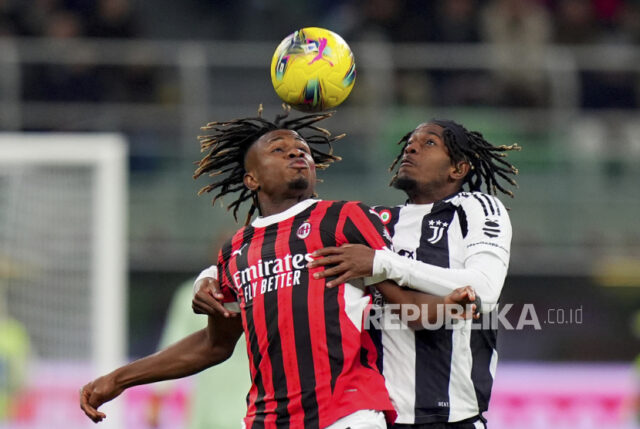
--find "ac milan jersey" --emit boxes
[217,199,396,429]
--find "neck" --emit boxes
[258,192,313,217]
[407,185,461,205]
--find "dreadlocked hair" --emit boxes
[194,104,343,225]
[389,123,521,198]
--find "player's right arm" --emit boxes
[80,313,243,423]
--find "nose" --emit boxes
[288,147,306,158]
[404,141,418,155]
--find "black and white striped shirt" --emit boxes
[370,191,511,424]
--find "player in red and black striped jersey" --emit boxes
[217,198,396,428]
[80,109,477,429]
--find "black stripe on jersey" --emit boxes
[490,195,501,216]
[414,328,452,421]
[289,211,320,429]
[472,194,489,216]
[414,208,456,421]
[342,211,379,371]
[261,222,290,428]
[455,206,469,238]
[479,194,496,216]
[320,201,345,392]
[416,211,453,269]
[470,316,498,413]
[219,238,235,296]
[239,227,267,429]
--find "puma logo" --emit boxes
[232,243,248,257]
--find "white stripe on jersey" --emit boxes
[377,192,509,424]
[381,322,416,423]
[448,320,479,422]
[382,203,432,423]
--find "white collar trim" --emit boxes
[251,199,320,228]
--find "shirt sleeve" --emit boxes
[340,202,393,250]
[370,193,513,312]
[460,193,511,266]
[372,249,506,312]
[216,247,241,313]
[340,202,394,287]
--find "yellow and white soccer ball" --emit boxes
[270,27,356,112]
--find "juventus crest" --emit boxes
[427,219,448,244]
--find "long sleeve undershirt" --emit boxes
[372,248,507,312]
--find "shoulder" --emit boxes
[219,227,246,261]
[324,200,376,215]
[453,191,508,219]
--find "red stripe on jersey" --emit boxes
[274,216,305,426]
[345,202,389,249]
[303,201,333,428]
[245,227,279,428]
[218,228,263,427]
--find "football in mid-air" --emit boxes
[270,27,356,112]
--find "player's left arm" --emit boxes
[371,195,511,312]
[309,202,390,285]
[375,281,479,328]
[326,202,479,321]
[80,313,243,423]
[311,196,511,312]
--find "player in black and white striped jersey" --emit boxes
[309,120,519,428]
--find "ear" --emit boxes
[450,161,470,181]
[243,171,259,192]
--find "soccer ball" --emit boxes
[270,27,356,112]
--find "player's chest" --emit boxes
[391,206,464,268]
[227,222,338,304]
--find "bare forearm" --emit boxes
[375,281,445,325]
[112,328,229,390]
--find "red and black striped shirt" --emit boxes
[217,199,395,429]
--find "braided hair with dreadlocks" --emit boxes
[389,119,520,198]
[194,105,343,224]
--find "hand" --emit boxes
[192,277,237,318]
[79,375,124,423]
[307,244,375,288]
[444,286,480,320]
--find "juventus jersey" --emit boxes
[372,191,512,424]
[217,199,395,429]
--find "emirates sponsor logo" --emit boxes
[232,252,313,302]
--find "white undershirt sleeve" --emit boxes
[372,248,507,312]
[192,265,218,298]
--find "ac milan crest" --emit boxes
[296,222,311,239]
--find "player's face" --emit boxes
[244,129,317,198]
[395,123,458,196]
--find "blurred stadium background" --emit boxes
[0,0,639,428]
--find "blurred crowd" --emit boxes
[1,0,639,109]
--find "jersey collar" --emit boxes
[404,190,462,206]
[251,198,320,228]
